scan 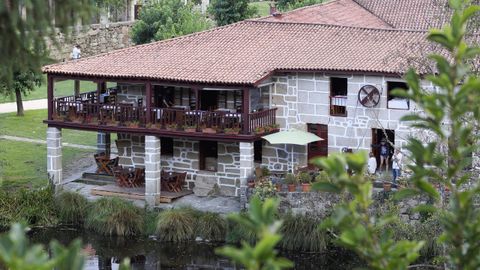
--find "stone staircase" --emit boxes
[73,172,116,186]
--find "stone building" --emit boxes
[42,0,456,206]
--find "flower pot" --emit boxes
[185,128,197,133]
[276,183,283,192]
[301,183,311,192]
[383,182,392,192]
[247,182,255,188]
[225,130,240,135]
[202,128,217,134]
[287,184,296,192]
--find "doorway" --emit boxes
[307,124,328,167]
[153,86,175,108]
[371,128,395,169]
[200,91,218,111]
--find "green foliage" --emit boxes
[312,152,424,270]
[276,0,324,12]
[197,212,227,242]
[0,224,85,270]
[217,197,293,270]
[208,0,258,26]
[284,173,297,185]
[55,191,89,225]
[155,207,197,242]
[225,212,257,244]
[85,198,143,236]
[0,0,93,87]
[394,1,480,268]
[0,70,41,98]
[143,210,159,236]
[0,187,58,230]
[131,0,212,45]
[253,179,277,201]
[280,214,329,253]
[297,172,311,184]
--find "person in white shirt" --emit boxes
[71,45,81,60]
[368,152,377,175]
[392,148,403,184]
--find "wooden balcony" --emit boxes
[45,93,278,141]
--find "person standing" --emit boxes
[392,148,403,184]
[71,44,81,60]
[368,152,377,175]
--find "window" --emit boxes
[161,138,173,156]
[254,140,263,163]
[330,77,348,116]
[199,141,218,171]
[387,81,409,110]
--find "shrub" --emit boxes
[155,207,197,242]
[208,0,257,26]
[0,186,57,229]
[280,214,329,253]
[55,191,89,225]
[197,212,227,242]
[85,198,143,236]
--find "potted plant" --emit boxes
[253,179,277,201]
[224,127,241,135]
[106,117,119,126]
[285,173,297,192]
[166,123,178,131]
[247,176,256,188]
[184,124,197,133]
[274,178,283,192]
[383,181,392,192]
[254,126,265,134]
[127,120,140,128]
[202,125,218,134]
[298,171,312,192]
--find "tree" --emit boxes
[208,0,257,26]
[313,0,480,269]
[276,0,324,12]
[0,0,93,87]
[0,70,41,116]
[131,0,212,45]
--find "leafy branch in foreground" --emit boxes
[216,197,293,270]
[311,152,424,270]
[313,0,480,269]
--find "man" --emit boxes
[392,148,403,184]
[71,45,81,60]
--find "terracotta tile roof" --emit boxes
[353,0,450,30]
[258,0,392,29]
[43,21,427,85]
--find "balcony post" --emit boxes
[47,74,54,120]
[194,87,200,110]
[145,82,152,124]
[242,88,250,134]
[96,82,102,104]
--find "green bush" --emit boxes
[155,207,197,242]
[277,0,324,11]
[208,0,258,26]
[85,198,143,236]
[0,186,57,229]
[280,214,329,252]
[197,212,227,242]
[55,191,89,225]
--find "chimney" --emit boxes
[270,3,281,17]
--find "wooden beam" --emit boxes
[74,80,80,96]
[146,82,152,123]
[194,87,200,110]
[96,81,103,104]
[47,75,54,120]
[242,88,250,134]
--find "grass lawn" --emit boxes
[0,139,91,190]
[249,1,273,17]
[0,75,108,103]
[0,109,98,146]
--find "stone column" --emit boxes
[239,142,255,208]
[97,132,111,156]
[145,136,161,207]
[47,127,63,187]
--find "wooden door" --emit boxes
[200,91,218,111]
[307,124,328,165]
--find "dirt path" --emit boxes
[0,99,47,113]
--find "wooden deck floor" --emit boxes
[91,185,193,203]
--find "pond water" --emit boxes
[30,227,362,270]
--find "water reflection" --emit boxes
[29,227,361,270]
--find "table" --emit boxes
[114,167,145,188]
[161,171,187,192]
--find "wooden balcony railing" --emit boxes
[51,96,278,137]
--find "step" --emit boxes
[82,172,116,182]
[74,178,113,186]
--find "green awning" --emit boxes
[262,129,323,145]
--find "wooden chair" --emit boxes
[161,170,172,192]
[168,172,187,192]
[94,152,112,175]
[130,168,145,187]
[113,167,130,187]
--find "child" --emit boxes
[392,148,403,184]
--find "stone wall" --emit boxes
[115,134,242,196]
[47,22,133,61]
[262,72,435,170]
[248,189,429,224]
